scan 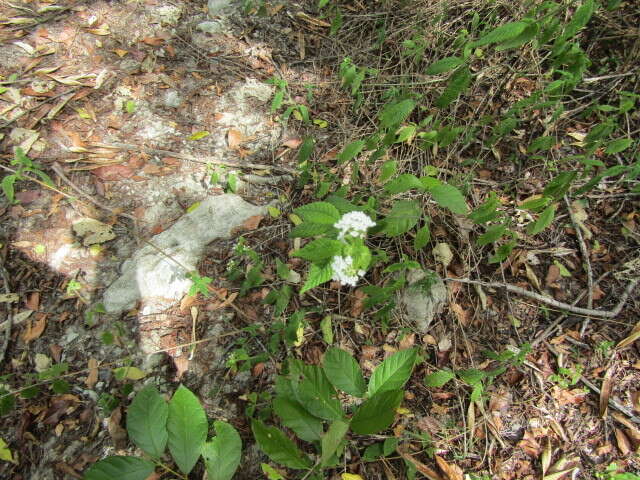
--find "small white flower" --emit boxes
[334,211,376,241]
[331,255,365,287]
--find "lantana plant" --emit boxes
[290,202,375,293]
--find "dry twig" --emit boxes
[445,277,639,319]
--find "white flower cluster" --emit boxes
[331,255,365,287]
[334,211,376,241]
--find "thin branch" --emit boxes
[0,262,12,365]
[99,142,299,175]
[445,277,639,319]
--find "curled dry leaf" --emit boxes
[227,128,245,150]
[599,365,614,417]
[86,358,99,389]
[396,446,443,480]
[22,313,47,342]
[435,455,464,480]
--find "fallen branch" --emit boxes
[98,142,298,175]
[446,277,639,319]
[0,262,12,365]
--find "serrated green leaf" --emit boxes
[298,137,315,163]
[251,420,312,470]
[83,456,155,480]
[379,99,416,129]
[384,174,424,194]
[379,160,397,183]
[321,420,349,467]
[202,421,242,480]
[289,222,333,238]
[323,347,366,397]
[429,183,468,214]
[527,204,556,235]
[457,368,486,386]
[350,390,403,435]
[496,22,539,50]
[476,224,508,246]
[294,202,340,224]
[470,383,484,402]
[435,66,472,108]
[426,56,465,75]
[605,138,633,154]
[293,238,343,262]
[325,195,359,214]
[338,140,366,164]
[126,386,168,458]
[424,369,455,388]
[414,223,431,250]
[560,0,596,41]
[543,172,577,200]
[468,192,500,224]
[528,135,555,153]
[296,365,343,420]
[300,262,333,294]
[271,90,284,112]
[472,21,529,47]
[382,200,421,237]
[167,385,208,475]
[321,315,333,344]
[488,240,517,264]
[1,175,17,204]
[273,396,323,442]
[368,348,417,397]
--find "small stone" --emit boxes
[208,0,232,16]
[197,20,225,35]
[163,89,183,108]
[397,268,447,333]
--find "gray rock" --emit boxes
[398,268,447,333]
[208,0,232,16]
[163,89,183,108]
[197,20,226,35]
[103,194,265,315]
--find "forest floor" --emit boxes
[0,1,639,479]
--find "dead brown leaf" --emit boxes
[227,128,245,150]
[25,291,40,311]
[86,358,99,389]
[614,428,631,455]
[107,407,127,449]
[350,289,367,317]
[282,137,302,149]
[22,313,47,342]
[599,365,614,417]
[435,456,464,480]
[399,333,416,351]
[546,264,560,286]
[450,303,470,326]
[397,446,443,480]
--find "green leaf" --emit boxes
[201,421,242,480]
[429,184,468,214]
[289,223,333,238]
[468,192,500,224]
[527,204,556,235]
[542,172,577,199]
[273,396,323,442]
[472,21,529,47]
[488,240,517,264]
[83,456,155,480]
[476,224,508,246]
[470,383,484,402]
[381,200,421,237]
[294,202,340,224]
[293,238,343,262]
[379,160,397,183]
[424,369,455,388]
[188,130,210,141]
[561,0,596,41]
[167,385,208,475]
[325,195,359,214]
[262,463,285,479]
[384,174,424,194]
[350,390,403,435]
[296,365,343,420]
[271,90,284,112]
[379,99,416,129]
[414,223,431,250]
[435,66,472,108]
[496,22,539,50]
[528,136,555,153]
[251,420,312,470]
[519,196,552,212]
[321,315,333,344]
[126,386,168,458]
[426,56,465,75]
[368,348,417,397]
[323,347,366,397]
[300,262,333,294]
[125,100,136,114]
[338,140,366,164]
[298,137,315,163]
[1,175,17,204]
[321,420,349,467]
[605,138,633,154]
[457,368,486,386]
